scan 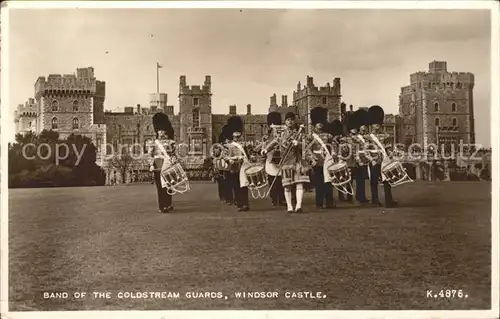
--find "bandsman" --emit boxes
[227,116,251,212]
[352,109,370,204]
[263,112,309,213]
[213,125,231,203]
[148,112,177,213]
[308,107,335,209]
[366,105,398,208]
[262,112,286,207]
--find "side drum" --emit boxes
[381,160,413,187]
[244,164,268,199]
[327,161,353,195]
[161,163,190,195]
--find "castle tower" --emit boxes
[292,75,342,133]
[150,93,168,114]
[14,98,38,135]
[269,93,278,112]
[178,75,212,156]
[33,67,107,163]
[399,61,475,151]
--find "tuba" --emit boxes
[269,124,286,164]
[210,142,230,171]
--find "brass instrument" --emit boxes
[268,125,286,164]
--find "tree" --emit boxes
[107,153,136,184]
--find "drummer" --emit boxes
[148,112,177,213]
[366,105,398,208]
[213,126,230,203]
[308,107,335,209]
[262,112,286,207]
[227,116,250,212]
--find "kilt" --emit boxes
[281,163,310,187]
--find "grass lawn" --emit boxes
[8,180,491,310]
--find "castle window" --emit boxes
[72,118,79,129]
[452,102,457,112]
[51,117,58,129]
[193,97,199,106]
[322,96,327,105]
[452,118,457,126]
[73,100,79,112]
[435,118,440,126]
[434,102,439,112]
[51,100,59,112]
[456,82,462,89]
[192,108,200,128]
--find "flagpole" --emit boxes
[156,62,159,94]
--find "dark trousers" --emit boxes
[267,175,284,205]
[369,163,394,204]
[222,171,234,203]
[313,166,334,207]
[228,172,249,208]
[355,166,368,202]
[216,176,224,201]
[153,171,172,210]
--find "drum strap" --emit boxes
[356,134,367,145]
[231,142,249,163]
[312,133,331,157]
[369,133,388,157]
[155,140,172,162]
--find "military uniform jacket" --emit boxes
[227,141,249,174]
[279,127,308,168]
[262,134,282,176]
[148,138,177,170]
[307,131,334,168]
[367,132,391,166]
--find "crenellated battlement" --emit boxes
[409,61,474,87]
[35,67,99,98]
[292,75,341,100]
[179,75,212,96]
[15,99,38,118]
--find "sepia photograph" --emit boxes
[1,1,498,319]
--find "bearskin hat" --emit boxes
[267,111,282,126]
[227,115,244,134]
[153,112,174,139]
[218,125,229,143]
[345,111,359,131]
[368,105,385,125]
[329,119,344,136]
[310,107,328,126]
[354,109,370,128]
[285,112,296,121]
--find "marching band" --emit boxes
[150,104,410,214]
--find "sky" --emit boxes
[5,8,492,146]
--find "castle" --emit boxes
[398,60,475,151]
[14,61,475,184]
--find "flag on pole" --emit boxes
[157,62,163,69]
